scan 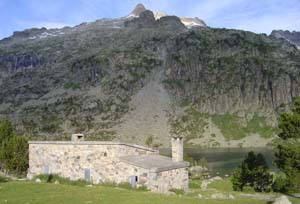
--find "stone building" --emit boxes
[27,135,189,193]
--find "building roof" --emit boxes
[119,155,189,172]
[28,141,157,153]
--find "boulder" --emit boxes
[211,193,227,199]
[35,178,41,183]
[200,180,210,190]
[272,195,291,204]
[213,176,223,181]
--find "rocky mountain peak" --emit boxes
[125,10,156,28]
[128,3,147,17]
[271,30,300,49]
[126,4,206,29]
[153,11,167,20]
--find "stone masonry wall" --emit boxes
[147,168,189,193]
[27,142,156,184]
[27,141,188,193]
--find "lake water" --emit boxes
[159,147,276,176]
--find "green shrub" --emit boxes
[272,174,287,192]
[34,174,51,182]
[136,185,148,191]
[274,97,300,192]
[0,175,10,183]
[189,180,200,189]
[169,188,185,195]
[162,79,184,89]
[145,135,153,147]
[231,151,273,192]
[171,108,208,142]
[101,181,118,187]
[0,119,13,144]
[64,82,81,90]
[0,134,28,174]
[33,174,90,186]
[117,182,132,189]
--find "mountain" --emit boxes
[127,4,206,29]
[271,30,300,49]
[127,3,147,17]
[0,5,300,147]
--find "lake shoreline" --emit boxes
[159,147,275,176]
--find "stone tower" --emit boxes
[171,136,183,162]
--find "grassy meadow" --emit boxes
[0,179,299,204]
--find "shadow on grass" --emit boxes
[0,175,10,183]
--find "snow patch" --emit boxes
[181,20,202,28]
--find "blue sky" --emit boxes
[1,0,300,39]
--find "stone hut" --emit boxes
[27,135,189,193]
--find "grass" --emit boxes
[189,180,201,189]
[34,174,90,186]
[171,109,275,142]
[190,179,299,204]
[0,181,275,204]
[207,179,234,192]
[211,113,275,140]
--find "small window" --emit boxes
[104,152,107,157]
[44,165,49,175]
[84,169,91,182]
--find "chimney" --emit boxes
[171,136,183,162]
[71,133,85,142]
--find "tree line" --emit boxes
[0,120,28,175]
[232,97,300,193]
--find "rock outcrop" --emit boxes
[127,3,147,18]
[126,4,206,29]
[272,195,291,204]
[271,30,300,49]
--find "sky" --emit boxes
[1,0,300,39]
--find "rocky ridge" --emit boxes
[271,30,300,49]
[0,4,300,147]
[127,4,206,29]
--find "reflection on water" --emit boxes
[159,147,276,176]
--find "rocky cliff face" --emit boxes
[0,6,300,147]
[271,30,300,49]
[127,4,206,29]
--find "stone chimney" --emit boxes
[71,133,84,142]
[171,136,183,162]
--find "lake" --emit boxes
[159,147,276,176]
